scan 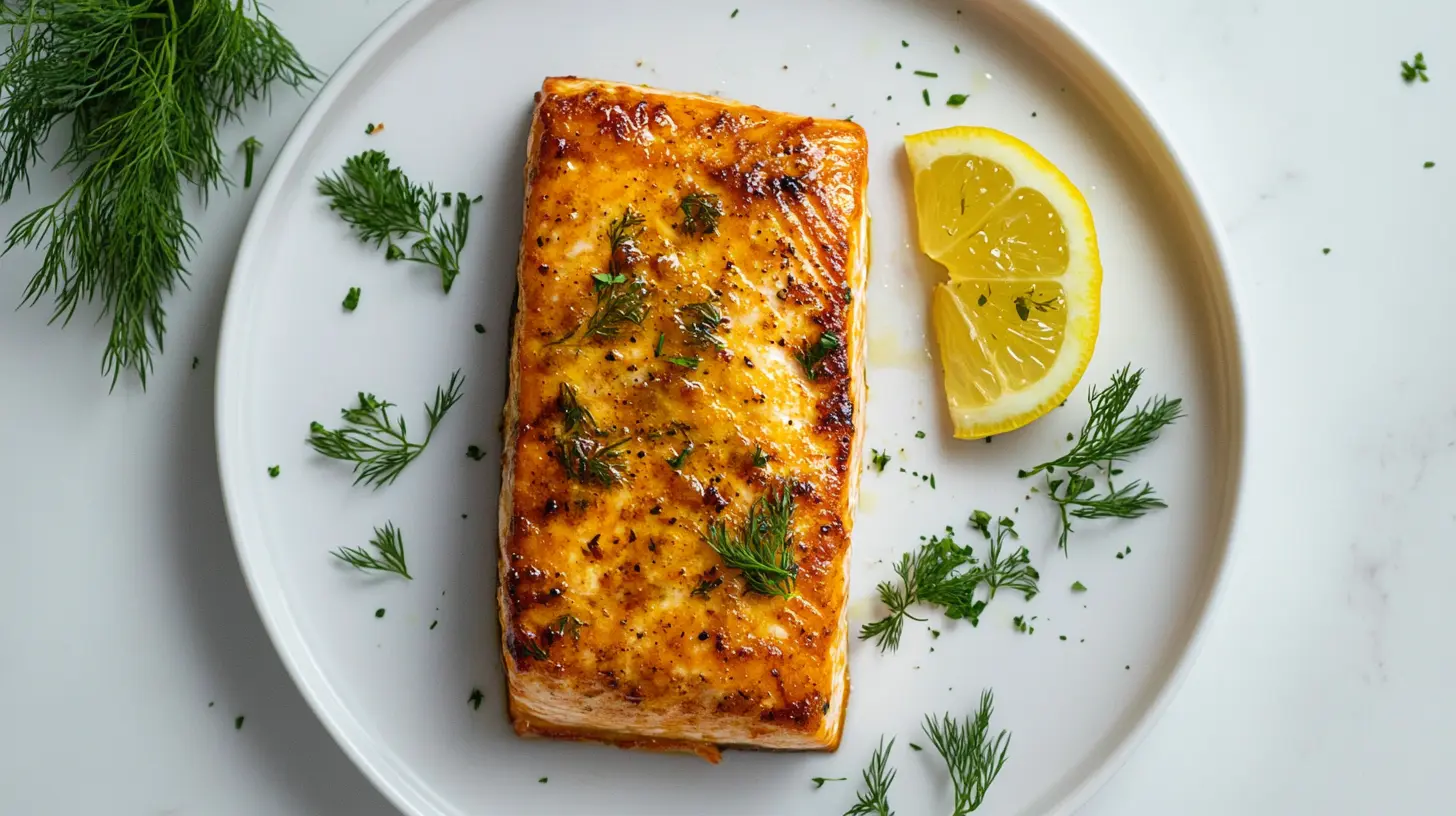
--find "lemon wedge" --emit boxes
[906,126,1102,439]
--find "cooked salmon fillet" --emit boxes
[497,76,869,761]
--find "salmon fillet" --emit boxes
[497,76,869,761]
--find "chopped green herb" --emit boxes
[192,357,200,370]
[929,474,936,489]
[896,62,902,69]
[679,192,724,236]
[915,430,927,439]
[731,7,739,17]
[538,777,548,784]
[955,45,961,53]
[592,271,625,290]
[317,151,475,293]
[667,442,695,469]
[1071,581,1087,592]
[914,70,939,77]
[267,465,280,478]
[332,522,412,579]
[555,383,630,487]
[1322,247,1331,255]
[466,445,486,461]
[1425,161,1436,168]
[902,40,909,47]
[795,331,841,380]
[552,208,649,344]
[812,777,847,788]
[678,301,726,347]
[930,629,941,639]
[1059,635,1068,641]
[234,716,245,730]
[1402,51,1430,83]
[751,445,770,468]
[871,449,891,472]
[468,688,483,710]
[977,294,987,306]
[341,286,361,311]
[922,88,931,106]
[691,576,723,598]
[547,614,586,642]
[703,480,799,598]
[654,332,665,357]
[240,136,263,189]
[308,370,465,488]
[665,355,700,369]
[429,620,438,630]
[374,608,385,618]
[923,690,1011,815]
[947,94,969,106]
[909,742,923,751]
[474,323,485,334]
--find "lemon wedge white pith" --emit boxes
[906,127,1102,439]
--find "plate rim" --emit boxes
[213,1,1248,814]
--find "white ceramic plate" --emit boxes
[216,1,1244,814]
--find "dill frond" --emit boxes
[0,0,316,387]
[331,522,411,579]
[679,191,723,236]
[923,690,1011,815]
[703,480,799,599]
[844,737,897,816]
[307,370,464,488]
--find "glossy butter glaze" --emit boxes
[498,77,869,760]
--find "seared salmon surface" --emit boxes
[498,77,869,761]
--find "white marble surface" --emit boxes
[1,1,1451,813]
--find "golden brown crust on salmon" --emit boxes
[498,76,869,760]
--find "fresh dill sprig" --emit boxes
[557,383,599,435]
[678,300,726,347]
[316,150,474,293]
[750,445,769,468]
[307,370,464,488]
[664,355,700,369]
[679,191,723,235]
[552,209,650,344]
[860,516,1037,653]
[703,480,799,599]
[1045,471,1166,551]
[0,0,316,388]
[1018,366,1183,477]
[1021,366,1181,550]
[844,737,896,816]
[554,383,629,486]
[558,435,629,486]
[331,522,411,579]
[796,331,841,380]
[870,449,891,472]
[923,690,1011,815]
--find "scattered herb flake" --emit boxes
[667,442,695,469]
[374,608,385,618]
[812,777,847,788]
[468,688,483,710]
[922,88,931,106]
[731,7,739,17]
[192,356,200,370]
[1322,247,1331,255]
[871,449,891,472]
[902,40,909,47]
[654,332,665,357]
[239,136,262,189]
[267,465,280,478]
[665,355,700,369]
[1402,51,1430,83]
[234,716,244,730]
[1425,161,1436,168]
[538,777,548,784]
[1071,581,1087,592]
[474,323,485,334]
[795,331,841,380]
[915,430,927,439]
[691,576,724,598]
[914,70,939,77]
[751,445,769,468]
[947,93,969,106]
[342,286,361,311]
[466,445,485,461]
[429,620,438,630]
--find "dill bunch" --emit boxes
[0,0,315,387]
